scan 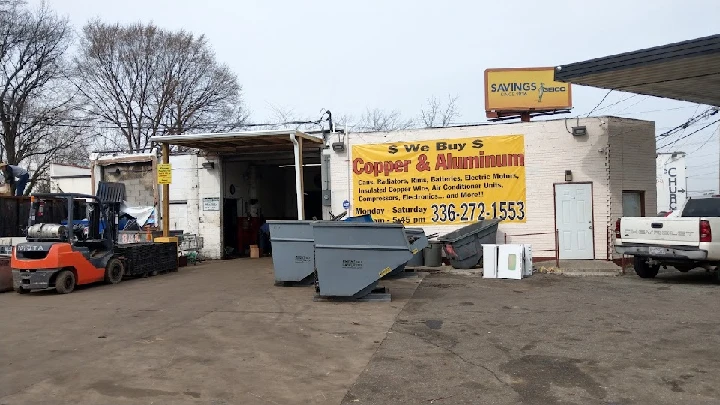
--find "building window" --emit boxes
[622,191,645,217]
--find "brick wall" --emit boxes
[608,117,657,258]
[101,162,156,207]
[329,117,653,260]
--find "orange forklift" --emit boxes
[11,182,127,294]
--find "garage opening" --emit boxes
[222,157,322,257]
[150,130,326,258]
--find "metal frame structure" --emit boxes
[148,130,325,236]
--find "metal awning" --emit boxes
[554,34,720,107]
[150,129,325,221]
[148,129,324,155]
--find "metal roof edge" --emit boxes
[148,129,323,144]
[555,34,720,80]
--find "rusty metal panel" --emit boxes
[0,197,29,237]
[0,255,11,292]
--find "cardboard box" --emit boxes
[250,245,260,258]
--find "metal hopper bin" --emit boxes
[312,221,414,300]
[268,220,316,284]
[438,219,501,269]
[387,227,430,277]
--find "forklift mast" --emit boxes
[26,182,126,245]
[96,182,126,246]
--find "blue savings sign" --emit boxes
[485,67,572,112]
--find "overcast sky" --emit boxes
[35,0,720,196]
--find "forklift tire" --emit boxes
[55,270,76,294]
[105,258,125,284]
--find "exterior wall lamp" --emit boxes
[202,162,215,170]
[565,170,573,182]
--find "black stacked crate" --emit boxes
[115,242,177,276]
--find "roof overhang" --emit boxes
[555,34,720,107]
[91,151,157,166]
[148,129,325,155]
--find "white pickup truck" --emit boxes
[615,196,720,281]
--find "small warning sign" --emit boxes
[157,163,172,184]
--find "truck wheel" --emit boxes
[634,257,659,279]
[105,258,125,284]
[55,270,76,294]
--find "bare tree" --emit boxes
[420,94,459,127]
[0,0,83,194]
[74,21,249,152]
[356,108,414,132]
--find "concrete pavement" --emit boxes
[0,258,423,405]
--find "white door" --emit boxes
[555,183,594,260]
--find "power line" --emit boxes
[613,95,649,115]
[618,105,698,115]
[585,89,613,117]
[0,117,327,131]
[658,118,720,150]
[656,107,718,139]
[688,122,720,155]
[593,93,637,113]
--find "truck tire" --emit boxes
[55,270,76,294]
[105,258,124,284]
[634,257,659,279]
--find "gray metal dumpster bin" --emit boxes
[268,220,317,284]
[312,221,414,299]
[438,220,501,269]
[387,227,429,277]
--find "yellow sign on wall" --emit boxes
[351,135,527,225]
[485,67,572,112]
[157,163,172,184]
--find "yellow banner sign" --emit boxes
[485,67,572,112]
[352,135,527,225]
[157,163,172,184]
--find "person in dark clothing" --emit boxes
[0,163,29,196]
[258,221,271,256]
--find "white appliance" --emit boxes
[482,244,499,278]
[522,244,533,277]
[497,244,525,280]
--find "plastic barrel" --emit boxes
[423,242,443,267]
[408,251,424,266]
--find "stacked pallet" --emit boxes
[115,242,178,276]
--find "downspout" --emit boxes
[290,133,303,220]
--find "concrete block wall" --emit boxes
[197,156,222,259]
[608,117,657,258]
[167,154,198,236]
[329,117,629,260]
[102,162,156,207]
